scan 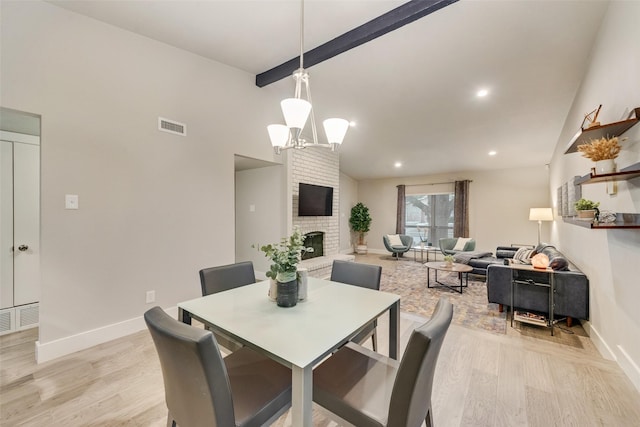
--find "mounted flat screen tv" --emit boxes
[298,183,333,216]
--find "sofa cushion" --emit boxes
[536,244,570,271]
[453,237,471,251]
[512,247,534,264]
[386,234,404,247]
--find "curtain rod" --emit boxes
[400,180,472,187]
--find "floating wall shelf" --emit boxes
[575,162,640,185]
[563,213,640,229]
[564,107,640,154]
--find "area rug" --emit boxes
[379,260,507,334]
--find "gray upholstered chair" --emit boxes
[330,260,383,351]
[199,261,256,352]
[144,306,291,427]
[382,234,413,260]
[313,297,453,427]
[438,237,476,256]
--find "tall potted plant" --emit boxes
[349,202,372,254]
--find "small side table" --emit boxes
[411,245,439,263]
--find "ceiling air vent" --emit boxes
[158,117,187,136]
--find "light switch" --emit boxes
[249,204,255,212]
[65,194,79,209]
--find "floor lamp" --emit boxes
[529,208,553,245]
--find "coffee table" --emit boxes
[425,261,473,294]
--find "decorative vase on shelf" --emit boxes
[577,209,596,220]
[594,159,615,175]
[276,271,298,307]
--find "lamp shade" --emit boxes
[529,208,553,221]
[323,118,349,145]
[281,98,311,129]
[267,124,289,148]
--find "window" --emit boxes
[405,192,454,245]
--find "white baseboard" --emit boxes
[35,306,178,364]
[588,323,616,361]
[617,345,640,392]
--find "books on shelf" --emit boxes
[514,310,547,326]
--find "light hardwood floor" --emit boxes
[3,313,640,426]
[2,259,640,426]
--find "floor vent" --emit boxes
[18,304,39,329]
[0,308,16,335]
[158,117,187,136]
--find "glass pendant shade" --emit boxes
[267,124,289,147]
[323,118,349,145]
[281,98,312,129]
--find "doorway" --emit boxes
[0,108,41,335]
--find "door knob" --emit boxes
[18,245,29,251]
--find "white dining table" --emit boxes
[178,277,400,427]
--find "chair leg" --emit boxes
[167,412,176,427]
[425,408,433,427]
[371,330,378,352]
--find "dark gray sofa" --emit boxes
[486,244,589,326]
[464,246,520,275]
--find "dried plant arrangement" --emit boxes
[577,136,624,161]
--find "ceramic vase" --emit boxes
[594,159,615,175]
[276,271,298,307]
[297,267,308,301]
[268,279,277,302]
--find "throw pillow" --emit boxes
[387,234,404,247]
[452,237,471,251]
[512,247,534,264]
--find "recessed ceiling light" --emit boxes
[477,89,489,97]
[394,162,402,168]
[349,121,356,127]
[488,150,497,156]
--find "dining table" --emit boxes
[178,276,401,427]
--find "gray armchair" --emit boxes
[439,237,476,256]
[383,234,413,260]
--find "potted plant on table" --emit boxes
[258,227,311,307]
[444,255,454,267]
[574,198,600,221]
[349,202,372,255]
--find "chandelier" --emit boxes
[267,0,349,154]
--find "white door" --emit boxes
[0,140,14,309]
[0,133,40,308]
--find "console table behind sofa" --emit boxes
[486,245,589,326]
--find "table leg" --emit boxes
[291,365,312,427]
[389,300,400,360]
[178,307,191,325]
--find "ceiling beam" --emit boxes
[256,0,459,88]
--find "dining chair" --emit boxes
[199,261,256,352]
[313,297,454,427]
[144,306,291,427]
[199,261,256,295]
[330,260,382,351]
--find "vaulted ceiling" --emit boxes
[48,0,609,180]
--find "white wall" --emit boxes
[235,165,287,277]
[1,1,282,360]
[339,172,358,252]
[358,166,550,253]
[548,1,640,390]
